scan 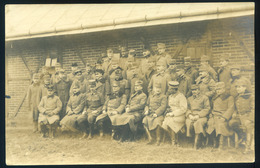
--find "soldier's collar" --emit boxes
[47,94,54,98]
[73,92,80,96]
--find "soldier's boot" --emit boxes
[48,125,53,139]
[33,121,38,133]
[120,125,129,142]
[88,124,93,139]
[194,134,199,150]
[40,123,47,138]
[218,135,224,150]
[244,132,253,154]
[170,130,176,146]
[144,127,154,144]
[156,127,162,146]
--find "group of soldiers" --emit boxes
[27,43,254,153]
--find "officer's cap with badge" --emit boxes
[95,69,104,75]
[168,81,179,88]
[74,68,82,75]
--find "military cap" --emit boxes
[215,82,225,89]
[191,84,199,90]
[89,80,96,88]
[184,57,191,62]
[157,43,166,49]
[33,73,40,79]
[168,81,179,88]
[115,68,123,75]
[148,56,156,63]
[129,49,136,55]
[71,63,78,67]
[154,82,162,88]
[135,80,143,86]
[200,55,210,62]
[169,58,177,65]
[198,66,208,72]
[73,81,81,89]
[156,60,167,67]
[47,84,54,91]
[74,68,82,75]
[230,64,241,70]
[94,69,104,75]
[235,79,248,87]
[175,64,185,71]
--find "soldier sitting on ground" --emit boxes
[162,81,187,146]
[143,82,167,146]
[60,81,85,134]
[38,85,62,138]
[186,84,210,149]
[229,78,254,153]
[206,82,234,149]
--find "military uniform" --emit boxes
[186,86,210,137]
[200,55,217,81]
[184,57,199,84]
[166,58,178,81]
[69,70,87,96]
[218,66,231,84]
[155,43,171,67]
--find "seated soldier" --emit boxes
[38,85,62,138]
[229,79,254,153]
[175,64,192,98]
[113,80,147,142]
[96,81,127,139]
[77,80,104,139]
[60,81,85,133]
[162,81,187,146]
[186,84,210,149]
[207,82,234,149]
[143,83,167,146]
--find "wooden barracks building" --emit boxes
[5,3,254,126]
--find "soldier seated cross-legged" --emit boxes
[38,85,62,138]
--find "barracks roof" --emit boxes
[5,3,254,41]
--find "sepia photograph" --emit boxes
[5,3,255,165]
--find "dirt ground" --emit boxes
[6,127,254,165]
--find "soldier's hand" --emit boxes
[144,111,149,115]
[152,114,157,118]
[188,114,194,120]
[102,110,107,114]
[194,115,200,120]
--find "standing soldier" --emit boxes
[175,65,192,98]
[41,75,51,97]
[217,54,232,84]
[229,79,254,153]
[144,56,157,84]
[60,81,85,133]
[184,57,199,84]
[69,69,87,96]
[140,49,152,76]
[148,60,171,95]
[96,81,128,139]
[155,43,171,67]
[54,69,71,120]
[128,63,147,95]
[166,58,178,81]
[200,55,217,81]
[119,46,129,71]
[78,80,104,139]
[143,83,167,145]
[207,82,234,149]
[162,81,187,146]
[68,63,78,83]
[94,69,106,102]
[186,84,210,149]
[114,80,147,142]
[38,85,62,138]
[83,63,95,81]
[39,66,51,85]
[50,62,62,85]
[102,48,114,78]
[28,73,42,133]
[196,66,216,100]
[228,65,252,98]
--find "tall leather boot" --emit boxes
[194,134,199,149]
[145,126,154,144]
[156,127,162,146]
[88,124,93,139]
[219,135,224,150]
[33,121,38,133]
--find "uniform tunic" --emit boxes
[41,84,48,97]
[196,76,216,100]
[106,77,130,99]
[185,66,199,84]
[96,94,127,124]
[38,95,62,124]
[155,53,171,67]
[113,91,147,132]
[162,92,187,133]
[68,72,76,84]
[177,75,192,98]
[186,94,210,136]
[217,66,231,84]
[129,73,148,95]
[228,76,252,98]
[69,77,87,96]
[202,64,217,81]
[54,78,71,119]
[144,68,156,85]
[142,93,167,130]
[95,79,106,104]
[27,83,43,121]
[207,93,234,136]
[60,93,85,131]
[148,72,171,95]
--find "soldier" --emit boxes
[228,65,252,98]
[38,85,62,138]
[60,81,85,133]
[217,54,232,84]
[162,81,187,146]
[143,83,167,145]
[195,66,216,100]
[68,63,78,83]
[40,66,51,85]
[114,80,147,142]
[166,58,178,81]
[27,73,43,133]
[50,62,62,85]
[175,64,192,98]
[229,79,254,153]
[144,56,157,84]
[207,82,234,149]
[119,46,128,71]
[78,80,104,139]
[140,49,152,76]
[54,69,71,120]
[128,63,147,95]
[184,57,199,84]
[69,69,87,96]
[200,55,217,81]
[96,81,128,139]
[155,43,171,67]
[41,75,51,97]
[186,84,210,149]
[102,48,114,77]
[83,63,95,81]
[94,69,106,103]
[148,59,171,95]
